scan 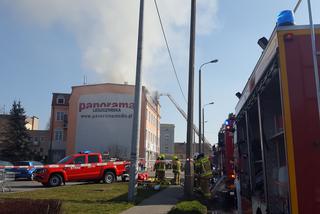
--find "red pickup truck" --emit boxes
[34,152,129,187]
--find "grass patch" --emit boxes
[0,183,162,214]
[168,200,207,214]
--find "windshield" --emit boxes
[14,161,30,166]
[57,156,73,164]
[0,161,12,166]
[32,161,43,166]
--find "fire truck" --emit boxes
[234,23,320,214]
[211,114,236,206]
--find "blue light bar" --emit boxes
[80,150,92,154]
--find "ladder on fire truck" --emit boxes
[158,93,211,145]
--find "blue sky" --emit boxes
[0,0,319,144]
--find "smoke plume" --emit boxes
[4,0,218,85]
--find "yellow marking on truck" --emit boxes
[277,30,299,214]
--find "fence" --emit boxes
[0,169,15,192]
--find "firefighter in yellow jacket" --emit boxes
[194,153,212,199]
[154,154,166,183]
[172,155,181,185]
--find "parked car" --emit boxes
[0,161,13,167]
[10,161,43,180]
[0,161,13,172]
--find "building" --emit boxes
[174,142,212,160]
[49,93,70,162]
[160,124,175,155]
[25,116,39,130]
[49,83,161,167]
[28,130,50,162]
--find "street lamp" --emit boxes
[202,102,214,152]
[198,59,218,153]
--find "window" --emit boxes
[88,155,99,163]
[57,96,65,104]
[58,155,72,164]
[54,129,63,142]
[73,156,85,164]
[56,112,64,121]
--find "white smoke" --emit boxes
[4,0,218,85]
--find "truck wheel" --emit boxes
[49,174,62,187]
[104,171,115,184]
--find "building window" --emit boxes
[57,96,65,104]
[56,112,65,121]
[54,129,63,142]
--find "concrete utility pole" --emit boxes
[128,0,144,202]
[185,0,196,198]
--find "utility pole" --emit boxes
[198,66,202,153]
[185,0,196,198]
[202,107,204,153]
[128,0,144,202]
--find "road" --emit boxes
[2,180,84,193]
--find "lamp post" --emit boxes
[202,102,214,152]
[198,59,218,153]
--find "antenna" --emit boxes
[83,75,87,85]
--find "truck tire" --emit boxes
[48,174,62,187]
[103,171,115,184]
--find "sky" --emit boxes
[0,0,319,144]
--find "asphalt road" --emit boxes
[2,180,84,193]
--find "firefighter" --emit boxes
[194,152,201,189]
[154,154,166,183]
[154,156,161,180]
[195,153,213,199]
[172,155,181,185]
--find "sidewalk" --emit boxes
[121,185,183,214]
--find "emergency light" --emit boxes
[277,10,294,26]
[79,150,92,154]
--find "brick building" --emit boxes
[49,83,161,168]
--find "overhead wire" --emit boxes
[153,0,188,104]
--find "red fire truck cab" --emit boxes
[34,151,128,187]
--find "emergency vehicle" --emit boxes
[234,23,320,213]
[33,151,128,187]
[212,114,236,206]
